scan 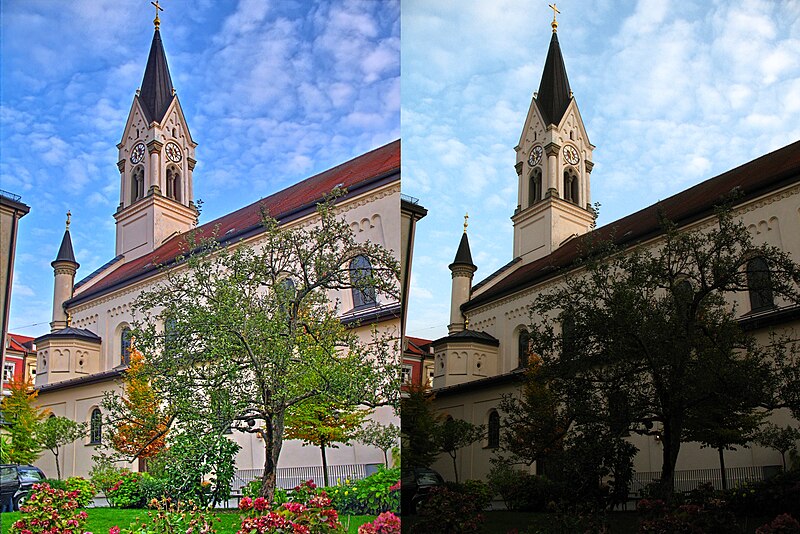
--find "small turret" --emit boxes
[50,212,79,332]
[448,215,477,334]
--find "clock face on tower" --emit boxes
[165,142,183,163]
[130,142,146,164]
[563,145,580,166]
[528,145,543,167]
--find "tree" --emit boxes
[118,194,399,500]
[438,417,484,483]
[525,206,800,499]
[0,378,46,464]
[400,384,443,468]
[284,400,368,486]
[357,420,400,466]
[35,416,87,480]
[104,344,171,468]
[756,423,800,471]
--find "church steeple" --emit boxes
[138,27,175,124]
[50,213,79,332]
[535,31,572,126]
[512,12,595,265]
[114,13,198,262]
[448,216,477,334]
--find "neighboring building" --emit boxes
[0,191,30,398]
[402,336,433,392]
[3,333,36,389]
[32,21,401,480]
[426,21,800,486]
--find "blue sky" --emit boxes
[403,0,800,341]
[1,0,399,337]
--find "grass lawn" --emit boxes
[1,508,376,534]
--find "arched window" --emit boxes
[518,329,531,368]
[166,167,181,202]
[563,169,579,205]
[278,277,296,315]
[487,410,500,448]
[131,167,145,201]
[529,168,543,206]
[747,257,774,311]
[561,313,577,358]
[121,327,132,366]
[350,255,376,308]
[164,316,178,353]
[90,408,102,444]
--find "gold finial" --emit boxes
[66,311,72,327]
[549,3,560,32]
[151,0,164,29]
[465,316,470,329]
[463,212,469,234]
[66,210,71,230]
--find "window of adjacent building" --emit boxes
[89,408,102,444]
[350,255,376,308]
[529,168,543,206]
[3,362,14,382]
[164,316,178,353]
[401,364,413,384]
[487,410,500,448]
[121,327,132,366]
[426,366,435,387]
[747,256,775,312]
[518,329,531,368]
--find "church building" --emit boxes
[427,17,800,488]
[32,18,401,481]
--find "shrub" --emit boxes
[324,482,362,515]
[9,482,89,534]
[487,463,562,512]
[242,478,287,505]
[43,478,67,491]
[108,471,148,508]
[445,480,493,510]
[412,486,483,534]
[724,470,800,518]
[115,498,220,534]
[140,476,169,504]
[756,514,800,534]
[65,476,96,507]
[358,511,401,534]
[637,498,739,534]
[238,480,343,533]
[352,467,400,515]
[89,458,130,500]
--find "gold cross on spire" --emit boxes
[463,212,469,233]
[151,0,164,29]
[66,210,71,230]
[549,3,560,32]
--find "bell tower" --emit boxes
[511,8,595,264]
[114,10,198,261]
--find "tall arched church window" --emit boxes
[518,329,531,368]
[166,167,181,202]
[350,255,376,308]
[487,410,500,448]
[529,169,543,207]
[121,327,132,366]
[747,257,774,311]
[131,167,145,201]
[90,408,102,444]
[563,169,579,205]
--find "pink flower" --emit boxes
[253,497,268,511]
[238,496,253,511]
[109,526,121,534]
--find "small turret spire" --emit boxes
[65,210,71,230]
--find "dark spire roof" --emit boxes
[535,31,572,126]
[450,232,476,269]
[53,229,78,267]
[138,28,175,123]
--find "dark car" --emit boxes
[0,465,21,513]
[0,464,46,511]
[401,467,445,514]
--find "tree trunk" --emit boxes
[658,420,682,501]
[54,450,62,481]
[259,415,284,501]
[383,448,388,467]
[450,452,459,483]
[321,442,329,487]
[781,451,786,471]
[718,447,727,490]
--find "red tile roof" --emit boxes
[7,333,34,353]
[405,336,432,355]
[466,140,800,310]
[69,140,400,306]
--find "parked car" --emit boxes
[400,466,445,515]
[0,464,46,511]
[0,464,21,513]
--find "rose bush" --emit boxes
[237,479,343,534]
[9,482,90,534]
[357,511,400,534]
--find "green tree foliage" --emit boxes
[115,195,399,500]
[438,417,484,483]
[524,206,800,500]
[756,423,800,470]
[357,420,400,466]
[0,378,46,464]
[284,400,368,486]
[35,416,87,480]
[400,384,443,468]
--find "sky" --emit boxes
[1,0,399,338]
[403,0,800,341]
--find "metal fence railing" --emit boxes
[232,464,370,493]
[631,465,779,494]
